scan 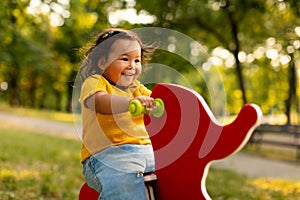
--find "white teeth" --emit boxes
[122,72,134,76]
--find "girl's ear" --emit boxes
[98,59,106,70]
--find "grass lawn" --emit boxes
[207,168,300,199]
[0,125,83,200]
[0,109,300,199]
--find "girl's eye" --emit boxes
[135,59,141,63]
[120,58,128,61]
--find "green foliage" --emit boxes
[0,0,299,122]
[135,0,300,120]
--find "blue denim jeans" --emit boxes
[83,144,155,200]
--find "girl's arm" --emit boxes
[85,92,156,115]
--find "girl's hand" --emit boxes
[134,96,156,111]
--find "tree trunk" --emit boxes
[224,0,247,104]
[66,70,77,112]
[8,65,20,106]
[54,90,62,111]
[285,53,297,124]
[7,0,20,107]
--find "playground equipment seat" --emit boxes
[79,83,261,200]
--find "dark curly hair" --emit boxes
[79,28,154,82]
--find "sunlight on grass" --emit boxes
[0,104,76,123]
[207,168,300,199]
[248,178,300,196]
[0,168,39,180]
[1,113,300,199]
[0,125,83,199]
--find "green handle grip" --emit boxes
[129,98,165,118]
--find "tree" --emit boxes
[1,0,299,123]
[261,0,300,124]
[134,0,267,107]
[134,0,299,122]
[0,0,52,107]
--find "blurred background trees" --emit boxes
[0,0,299,124]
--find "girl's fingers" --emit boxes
[136,96,156,111]
[146,98,156,111]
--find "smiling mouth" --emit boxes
[121,72,135,76]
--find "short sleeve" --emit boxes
[79,75,110,105]
[132,81,152,97]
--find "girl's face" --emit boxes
[99,39,142,87]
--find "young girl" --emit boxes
[79,28,156,200]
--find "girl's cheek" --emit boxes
[136,65,142,74]
[133,67,141,81]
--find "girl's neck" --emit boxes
[102,75,128,90]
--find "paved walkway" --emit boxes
[0,111,300,181]
[0,111,81,140]
[211,152,300,180]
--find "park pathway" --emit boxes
[211,152,300,180]
[0,111,80,140]
[0,111,299,181]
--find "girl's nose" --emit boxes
[128,61,135,68]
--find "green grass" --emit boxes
[0,107,300,199]
[207,168,300,200]
[0,125,83,200]
[245,144,299,162]
[1,126,300,200]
